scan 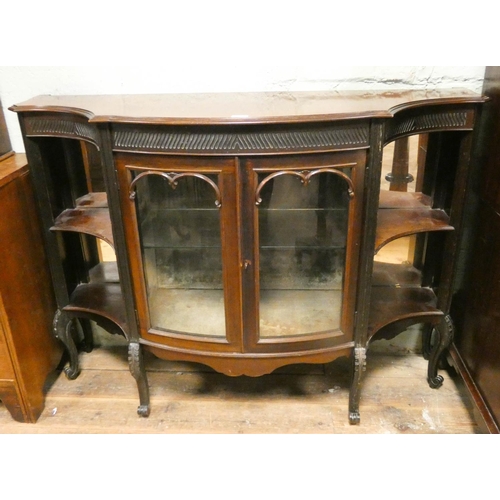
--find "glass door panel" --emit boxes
[132,171,226,338]
[257,170,351,338]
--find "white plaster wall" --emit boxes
[0,66,485,152]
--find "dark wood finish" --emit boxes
[10,90,486,425]
[0,154,63,422]
[375,207,453,253]
[80,141,105,192]
[385,137,413,191]
[448,344,498,433]
[451,70,500,434]
[368,287,442,341]
[51,206,114,247]
[415,134,429,192]
[10,89,484,125]
[64,283,127,336]
[75,191,108,208]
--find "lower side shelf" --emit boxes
[63,282,128,337]
[368,286,443,342]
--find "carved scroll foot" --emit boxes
[128,342,150,417]
[427,315,454,389]
[349,411,361,425]
[53,309,81,380]
[348,347,367,425]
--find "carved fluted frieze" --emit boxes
[23,113,100,147]
[112,122,370,155]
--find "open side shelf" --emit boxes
[372,191,447,340]
[50,206,114,247]
[368,286,443,342]
[50,191,113,246]
[376,190,453,253]
[63,282,127,337]
[375,207,453,253]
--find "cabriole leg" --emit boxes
[427,315,454,389]
[128,342,151,417]
[421,324,433,360]
[349,346,367,424]
[53,309,81,380]
[80,319,94,353]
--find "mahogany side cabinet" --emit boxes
[0,153,63,422]
[10,89,486,424]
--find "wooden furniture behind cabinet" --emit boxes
[450,67,500,433]
[0,154,63,422]
[10,90,486,424]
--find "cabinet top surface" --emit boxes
[10,89,485,125]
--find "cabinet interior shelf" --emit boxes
[50,193,114,247]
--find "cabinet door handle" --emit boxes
[243,260,252,270]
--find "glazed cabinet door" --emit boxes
[115,150,365,356]
[115,153,243,352]
[240,151,366,353]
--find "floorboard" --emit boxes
[0,346,480,434]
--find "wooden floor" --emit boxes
[0,343,482,434]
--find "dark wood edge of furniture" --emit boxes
[448,343,499,434]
